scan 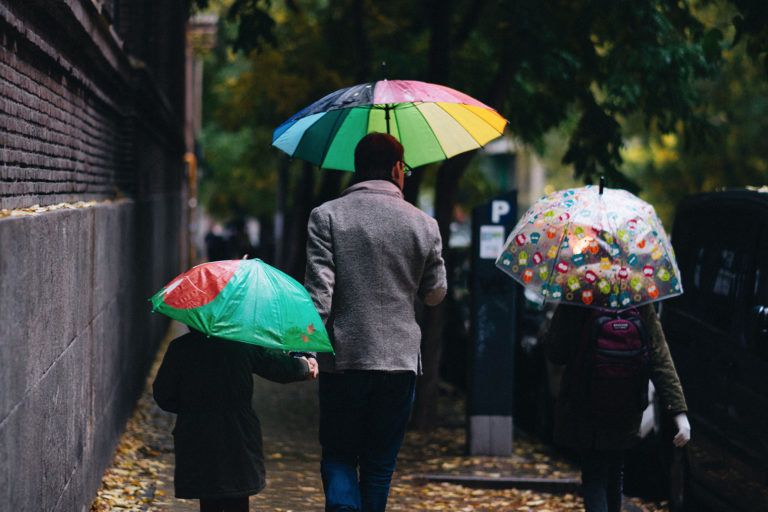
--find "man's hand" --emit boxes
[673,413,691,447]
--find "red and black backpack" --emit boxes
[573,308,650,417]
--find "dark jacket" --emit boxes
[152,330,308,499]
[543,304,687,450]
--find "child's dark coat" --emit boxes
[153,330,308,499]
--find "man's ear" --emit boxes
[390,162,400,180]
[391,161,405,190]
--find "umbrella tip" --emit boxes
[599,175,605,195]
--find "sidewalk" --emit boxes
[90,322,669,511]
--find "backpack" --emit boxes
[576,308,650,417]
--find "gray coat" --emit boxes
[304,180,447,374]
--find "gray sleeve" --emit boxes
[304,207,335,323]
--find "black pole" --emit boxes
[385,104,391,134]
[599,175,605,195]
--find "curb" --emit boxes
[411,474,582,493]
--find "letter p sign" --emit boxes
[491,200,510,224]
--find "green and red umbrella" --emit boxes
[272,79,508,171]
[149,259,333,353]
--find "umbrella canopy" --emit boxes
[496,183,683,310]
[272,79,508,171]
[149,259,333,352]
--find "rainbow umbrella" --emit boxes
[496,181,683,310]
[272,79,508,171]
[149,259,333,353]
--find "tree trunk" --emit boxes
[316,169,347,207]
[411,151,476,430]
[279,166,347,280]
[282,161,315,279]
[402,166,423,206]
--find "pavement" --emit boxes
[90,322,666,512]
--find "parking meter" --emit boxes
[468,191,517,456]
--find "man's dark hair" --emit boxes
[353,132,404,184]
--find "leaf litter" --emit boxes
[91,324,671,511]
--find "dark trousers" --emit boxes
[318,371,416,512]
[580,449,625,512]
[199,496,249,512]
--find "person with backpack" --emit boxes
[543,303,690,512]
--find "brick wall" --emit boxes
[0,1,188,510]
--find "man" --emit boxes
[304,132,447,512]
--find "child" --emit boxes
[152,328,318,512]
[543,304,689,512]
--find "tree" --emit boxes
[198,0,737,430]
[622,0,768,225]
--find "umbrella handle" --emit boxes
[599,175,605,195]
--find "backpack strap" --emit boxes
[570,307,606,389]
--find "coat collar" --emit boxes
[342,180,404,199]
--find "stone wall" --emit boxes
[0,1,188,510]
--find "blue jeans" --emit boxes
[580,449,624,512]
[318,371,416,512]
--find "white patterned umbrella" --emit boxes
[496,183,682,310]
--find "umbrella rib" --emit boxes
[317,108,355,168]
[406,102,447,164]
[546,220,572,297]
[437,103,481,145]
[290,109,354,169]
[273,113,325,162]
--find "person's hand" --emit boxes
[673,413,691,447]
[307,357,319,380]
[297,356,319,380]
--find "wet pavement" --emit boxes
[90,322,669,511]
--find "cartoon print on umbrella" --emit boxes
[150,259,334,353]
[496,180,682,310]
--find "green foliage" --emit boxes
[227,0,277,53]
[191,0,768,430]
[198,125,277,219]
[619,1,768,227]
[187,0,211,13]
[730,0,768,74]
[196,0,764,224]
